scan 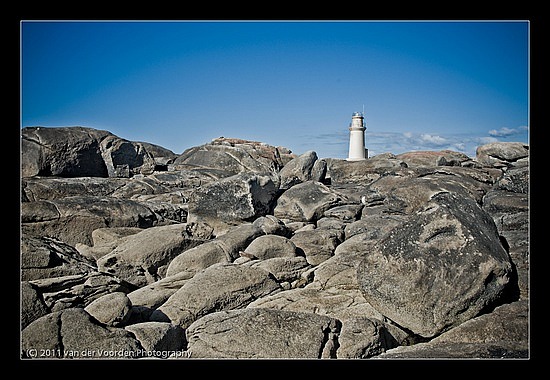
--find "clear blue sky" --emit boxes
[21,20,529,159]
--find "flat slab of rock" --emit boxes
[378,301,528,358]
[97,223,206,287]
[21,196,157,246]
[152,263,281,328]
[21,235,97,281]
[185,308,340,358]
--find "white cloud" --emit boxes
[420,134,447,145]
[489,127,515,137]
[488,126,529,137]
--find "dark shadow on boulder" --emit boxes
[475,235,521,317]
[295,247,306,258]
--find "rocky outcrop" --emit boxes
[278,150,326,190]
[22,126,156,178]
[274,181,344,222]
[475,142,529,168]
[172,137,295,180]
[395,150,472,168]
[187,173,278,234]
[20,127,529,359]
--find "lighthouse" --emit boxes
[347,112,367,161]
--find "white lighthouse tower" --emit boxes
[347,111,367,161]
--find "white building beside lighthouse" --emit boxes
[347,111,368,161]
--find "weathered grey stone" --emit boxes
[109,176,171,198]
[243,234,298,260]
[152,263,281,328]
[494,166,529,194]
[343,214,406,240]
[378,301,528,358]
[19,174,190,226]
[164,241,228,280]
[249,242,387,322]
[291,227,342,265]
[22,176,127,202]
[274,181,343,222]
[125,322,186,353]
[337,317,408,358]
[187,173,278,234]
[136,141,178,166]
[323,235,378,290]
[323,204,363,222]
[326,156,407,185]
[173,137,293,180]
[84,292,133,327]
[21,196,157,246]
[315,216,347,231]
[395,150,470,168]
[483,187,528,284]
[148,169,214,190]
[483,186,529,300]
[185,308,340,358]
[311,159,327,183]
[357,192,514,338]
[278,150,320,190]
[21,281,49,330]
[127,271,190,309]
[76,227,143,260]
[21,308,143,358]
[365,167,492,215]
[99,134,156,177]
[376,341,528,358]
[249,256,311,284]
[21,235,97,281]
[22,126,110,178]
[483,190,528,215]
[18,131,529,360]
[476,142,529,168]
[97,224,206,287]
[431,300,528,346]
[249,287,384,323]
[21,312,63,357]
[30,272,136,312]
[21,126,156,178]
[165,223,263,278]
[288,222,315,233]
[252,215,292,237]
